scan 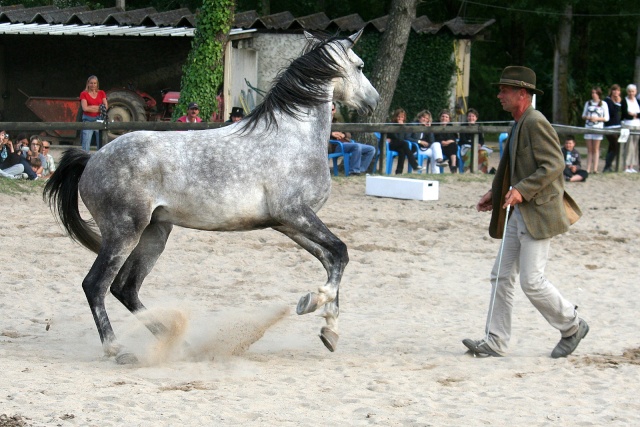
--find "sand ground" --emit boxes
[1,154,639,426]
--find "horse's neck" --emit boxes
[277,103,333,144]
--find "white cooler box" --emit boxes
[365,176,439,201]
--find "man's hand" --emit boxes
[503,187,523,209]
[477,190,493,212]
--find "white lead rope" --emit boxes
[485,186,513,345]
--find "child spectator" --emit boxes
[562,135,588,182]
[30,156,43,177]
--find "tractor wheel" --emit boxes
[107,90,147,140]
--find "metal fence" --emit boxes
[2,121,637,173]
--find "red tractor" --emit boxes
[22,85,185,144]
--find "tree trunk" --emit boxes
[356,0,416,165]
[552,4,571,124]
[367,0,417,124]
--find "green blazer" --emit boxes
[490,106,582,239]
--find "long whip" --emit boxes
[485,186,512,344]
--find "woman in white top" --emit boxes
[621,84,640,173]
[581,86,609,174]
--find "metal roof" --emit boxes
[0,22,194,37]
[0,4,494,38]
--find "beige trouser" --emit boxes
[485,206,579,355]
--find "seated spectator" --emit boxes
[30,156,43,177]
[330,103,375,175]
[0,130,32,179]
[226,107,245,123]
[41,138,56,179]
[562,135,588,182]
[406,110,448,173]
[28,136,47,173]
[433,109,458,173]
[0,132,36,180]
[15,134,30,158]
[388,108,422,174]
[177,102,203,123]
[459,108,491,173]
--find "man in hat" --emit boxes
[226,107,244,123]
[177,102,202,123]
[462,66,588,358]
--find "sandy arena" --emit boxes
[1,165,639,426]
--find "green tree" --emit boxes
[174,0,234,121]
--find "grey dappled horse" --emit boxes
[44,30,379,364]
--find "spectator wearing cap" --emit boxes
[226,107,244,123]
[177,102,203,123]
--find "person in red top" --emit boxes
[80,75,108,152]
[177,102,203,123]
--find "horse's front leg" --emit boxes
[273,214,348,352]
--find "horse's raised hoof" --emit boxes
[115,352,139,365]
[319,326,338,352]
[297,292,319,315]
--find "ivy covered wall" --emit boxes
[354,30,456,122]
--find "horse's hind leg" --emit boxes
[82,233,144,360]
[273,211,348,352]
[110,222,173,338]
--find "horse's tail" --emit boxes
[43,149,102,254]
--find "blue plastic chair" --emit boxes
[383,139,415,175]
[371,132,383,174]
[385,140,399,175]
[328,139,350,176]
[499,132,509,158]
[413,142,433,174]
[418,141,464,173]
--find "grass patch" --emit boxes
[0,178,45,196]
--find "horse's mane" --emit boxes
[240,34,349,133]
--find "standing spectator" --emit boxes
[581,87,609,174]
[177,102,203,123]
[459,108,491,173]
[406,110,448,173]
[434,109,458,173]
[80,75,108,152]
[603,84,622,172]
[226,107,245,123]
[562,135,588,182]
[41,138,56,179]
[463,66,586,358]
[621,84,640,173]
[387,108,422,174]
[330,103,374,175]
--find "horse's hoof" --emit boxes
[115,352,139,365]
[297,292,319,315]
[319,326,338,352]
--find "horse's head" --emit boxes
[308,30,379,116]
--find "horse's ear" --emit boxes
[303,31,317,43]
[348,28,364,46]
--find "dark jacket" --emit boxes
[604,96,621,127]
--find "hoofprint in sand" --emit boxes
[1,174,639,426]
